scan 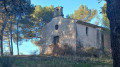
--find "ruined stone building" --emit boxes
[40,6,110,55]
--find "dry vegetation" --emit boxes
[0,55,113,67]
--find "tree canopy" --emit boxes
[102,3,110,28]
[67,5,97,22]
[31,5,54,23]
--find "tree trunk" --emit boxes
[0,32,3,56]
[17,21,19,55]
[10,21,13,55]
[0,16,9,56]
[7,33,12,55]
[106,0,120,67]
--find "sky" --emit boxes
[12,0,105,55]
[31,0,105,17]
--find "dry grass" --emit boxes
[0,55,113,67]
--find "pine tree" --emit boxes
[70,5,97,22]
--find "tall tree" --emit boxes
[69,5,97,22]
[0,0,31,56]
[106,0,120,67]
[12,5,54,55]
[102,3,110,28]
[29,5,54,54]
[21,5,54,39]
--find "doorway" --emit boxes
[53,36,59,45]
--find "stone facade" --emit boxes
[76,22,103,49]
[40,7,106,55]
[40,17,77,54]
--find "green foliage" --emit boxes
[102,3,107,17]
[94,15,101,25]
[66,14,72,19]
[102,16,110,28]
[102,3,110,28]
[85,47,95,52]
[31,40,41,48]
[31,40,40,45]
[29,5,54,52]
[20,5,54,40]
[103,28,110,35]
[0,0,31,55]
[69,5,97,22]
[31,5,54,22]
[85,47,99,57]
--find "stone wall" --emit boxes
[40,17,77,55]
[76,23,103,49]
[40,16,105,55]
[103,32,111,52]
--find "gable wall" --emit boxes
[40,17,77,54]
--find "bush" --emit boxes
[63,44,74,55]
[52,43,74,56]
[85,47,99,57]
[77,47,100,57]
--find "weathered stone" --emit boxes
[40,6,109,55]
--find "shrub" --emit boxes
[52,43,74,56]
[85,47,99,57]
[63,44,74,55]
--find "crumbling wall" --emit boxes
[76,23,101,49]
[40,17,77,55]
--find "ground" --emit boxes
[0,55,113,67]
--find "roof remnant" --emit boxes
[76,20,103,29]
